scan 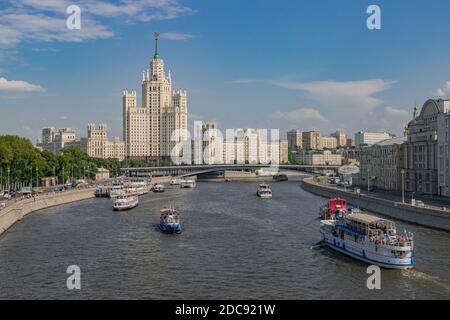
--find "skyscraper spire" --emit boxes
[154,32,159,59]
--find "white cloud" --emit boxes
[271,79,395,110]
[384,106,409,118]
[0,77,45,92]
[159,32,196,40]
[274,108,329,123]
[0,0,193,49]
[435,81,450,97]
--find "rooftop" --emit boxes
[346,213,390,225]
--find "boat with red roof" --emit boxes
[319,198,348,220]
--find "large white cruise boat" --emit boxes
[320,213,415,269]
[113,195,139,211]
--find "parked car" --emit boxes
[415,200,425,207]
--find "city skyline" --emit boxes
[2,0,450,142]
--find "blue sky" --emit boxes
[1,0,450,142]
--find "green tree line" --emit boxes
[0,135,174,189]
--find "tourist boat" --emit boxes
[94,186,109,198]
[113,195,139,211]
[256,183,272,198]
[170,178,182,186]
[320,213,415,269]
[181,179,196,188]
[108,183,125,198]
[153,184,165,193]
[319,198,348,220]
[129,180,150,196]
[273,174,288,182]
[159,208,182,234]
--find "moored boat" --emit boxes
[320,213,415,269]
[170,178,182,186]
[319,198,348,220]
[159,208,182,234]
[113,195,139,211]
[95,186,109,198]
[128,180,150,196]
[256,183,272,198]
[181,179,196,188]
[273,174,288,182]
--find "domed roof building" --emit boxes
[405,99,450,195]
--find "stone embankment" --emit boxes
[302,177,450,231]
[0,188,95,236]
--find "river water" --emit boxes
[1,177,450,299]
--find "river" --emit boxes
[1,177,450,299]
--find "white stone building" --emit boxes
[355,131,395,146]
[405,99,448,195]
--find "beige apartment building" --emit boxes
[86,123,125,161]
[279,139,289,164]
[320,136,338,149]
[302,131,322,150]
[123,33,188,162]
[331,131,347,147]
[300,150,342,166]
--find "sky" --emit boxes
[1,0,450,142]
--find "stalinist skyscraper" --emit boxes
[123,32,188,162]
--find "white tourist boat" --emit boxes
[256,183,272,198]
[153,184,165,192]
[113,195,139,211]
[170,178,182,186]
[108,183,125,198]
[129,180,150,196]
[320,213,415,269]
[181,179,196,188]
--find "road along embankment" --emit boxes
[301,177,450,232]
[0,188,95,236]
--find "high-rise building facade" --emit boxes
[331,131,347,147]
[302,131,322,150]
[287,129,302,150]
[123,33,188,162]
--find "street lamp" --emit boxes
[401,169,405,204]
[7,167,10,192]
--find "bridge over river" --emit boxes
[120,164,340,178]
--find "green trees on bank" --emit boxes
[0,135,119,189]
[0,135,175,190]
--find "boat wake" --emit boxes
[310,240,326,250]
[401,269,450,292]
